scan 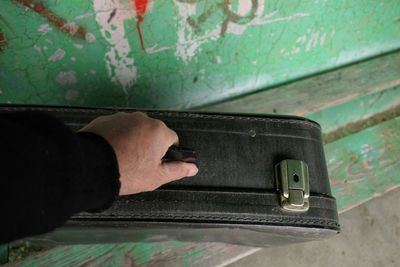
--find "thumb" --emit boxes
[161,161,198,182]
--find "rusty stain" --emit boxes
[13,0,86,39]
[0,30,6,52]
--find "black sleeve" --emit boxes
[0,111,121,244]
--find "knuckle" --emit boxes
[131,111,143,118]
[151,119,167,131]
[132,111,146,116]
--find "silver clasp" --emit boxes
[275,160,310,212]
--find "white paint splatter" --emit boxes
[93,0,137,93]
[56,71,77,85]
[38,24,52,34]
[48,49,66,62]
[74,44,84,49]
[216,56,222,64]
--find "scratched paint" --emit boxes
[48,48,66,62]
[56,71,77,85]
[280,28,335,56]
[172,0,309,63]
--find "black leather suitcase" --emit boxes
[1,105,339,247]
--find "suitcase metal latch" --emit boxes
[275,160,310,212]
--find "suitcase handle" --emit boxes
[163,146,197,164]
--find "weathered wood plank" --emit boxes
[7,242,258,267]
[10,115,400,267]
[199,50,400,134]
[325,116,400,212]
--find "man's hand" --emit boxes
[80,112,198,195]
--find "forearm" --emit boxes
[0,111,120,243]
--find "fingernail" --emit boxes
[188,166,199,176]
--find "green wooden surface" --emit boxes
[202,50,400,134]
[325,116,400,212]
[10,113,400,267]
[7,242,259,267]
[0,0,399,108]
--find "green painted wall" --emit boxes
[1,0,399,108]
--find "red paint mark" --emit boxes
[133,0,149,50]
[0,30,6,52]
[14,0,86,39]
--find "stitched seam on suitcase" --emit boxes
[0,106,320,129]
[73,214,339,228]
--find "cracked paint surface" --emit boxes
[0,0,399,108]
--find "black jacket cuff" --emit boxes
[70,132,121,213]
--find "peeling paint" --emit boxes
[56,71,77,85]
[93,0,137,93]
[37,24,52,34]
[48,48,66,62]
[85,32,96,43]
